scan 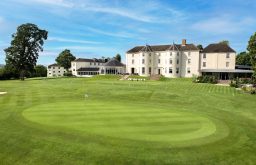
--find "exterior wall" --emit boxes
[47,66,66,77]
[126,50,200,78]
[71,61,103,76]
[200,52,236,70]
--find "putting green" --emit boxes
[23,101,228,145]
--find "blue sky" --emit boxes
[0,0,256,65]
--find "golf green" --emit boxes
[23,101,227,145]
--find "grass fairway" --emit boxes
[0,77,256,165]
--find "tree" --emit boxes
[56,49,76,69]
[115,54,121,62]
[4,23,48,80]
[247,32,256,70]
[219,40,229,45]
[197,45,203,51]
[34,65,47,77]
[236,52,251,66]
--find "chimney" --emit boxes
[182,39,186,46]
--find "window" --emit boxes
[143,53,145,57]
[176,68,179,74]
[170,52,172,56]
[169,59,172,64]
[142,67,145,74]
[142,59,145,64]
[203,62,206,67]
[226,53,230,58]
[53,71,55,73]
[98,63,100,65]
[226,62,230,67]
[94,62,96,65]
[169,68,173,74]
[149,59,151,64]
[132,59,134,64]
[177,59,179,64]
[73,69,75,71]
[90,62,92,65]
[58,67,60,69]
[58,71,60,73]
[187,67,191,74]
[149,67,151,74]
[53,67,55,69]
[203,53,206,59]
[177,52,179,56]
[158,59,161,64]
[149,53,151,56]
[72,63,75,66]
[188,59,191,64]
[188,52,191,56]
[132,54,134,57]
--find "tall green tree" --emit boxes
[236,52,251,66]
[247,32,256,70]
[56,49,76,69]
[197,45,203,51]
[4,23,48,80]
[34,65,47,77]
[115,54,121,62]
[219,40,229,45]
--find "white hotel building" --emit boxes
[126,39,253,79]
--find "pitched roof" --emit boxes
[77,67,100,71]
[127,44,199,53]
[104,59,125,67]
[48,63,60,68]
[73,58,105,63]
[202,43,236,53]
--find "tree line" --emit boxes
[0,23,122,80]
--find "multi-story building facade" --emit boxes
[47,64,67,77]
[71,58,126,77]
[126,39,200,78]
[126,40,253,79]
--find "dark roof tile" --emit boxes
[104,59,125,67]
[127,44,199,53]
[202,43,236,53]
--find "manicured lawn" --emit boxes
[0,77,256,165]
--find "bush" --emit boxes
[64,71,73,77]
[230,78,240,88]
[194,75,218,84]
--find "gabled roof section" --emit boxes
[127,43,199,53]
[104,59,125,67]
[202,43,236,53]
[48,63,60,68]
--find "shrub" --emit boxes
[64,71,73,77]
[194,75,218,84]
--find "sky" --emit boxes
[0,0,256,65]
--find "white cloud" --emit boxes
[32,0,74,8]
[86,27,135,38]
[48,37,102,44]
[192,16,256,34]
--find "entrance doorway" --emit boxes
[158,69,161,75]
[131,68,135,74]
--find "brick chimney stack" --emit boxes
[182,39,186,46]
